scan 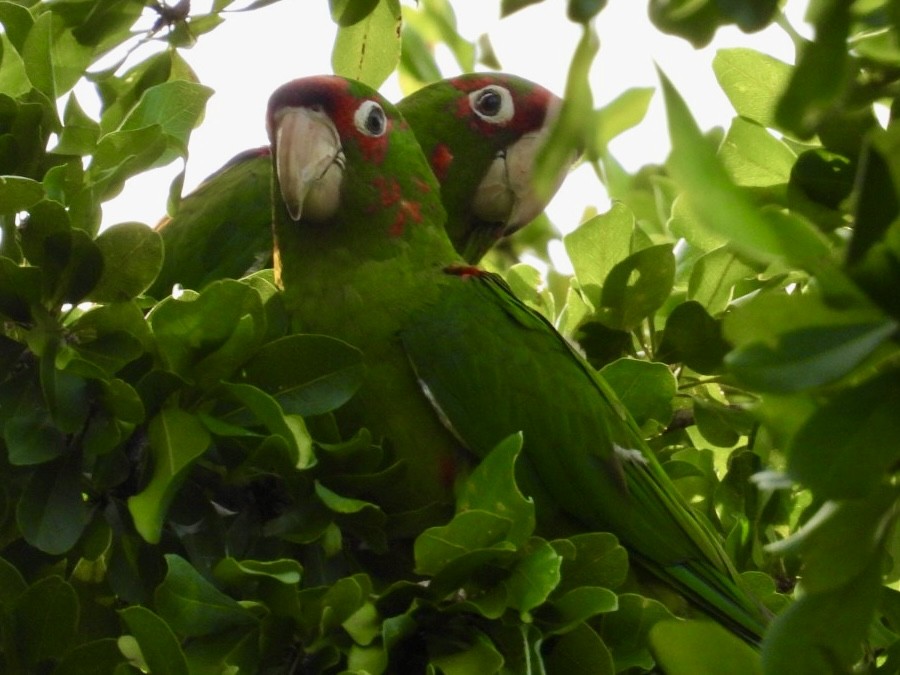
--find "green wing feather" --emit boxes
[400,269,770,642]
[149,147,273,297]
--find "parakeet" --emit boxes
[399,72,570,263]
[267,75,770,643]
[149,73,570,297]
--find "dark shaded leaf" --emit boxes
[155,554,257,638]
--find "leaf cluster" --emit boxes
[3,0,900,673]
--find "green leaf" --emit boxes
[429,630,505,674]
[599,593,676,671]
[155,554,257,638]
[55,92,100,156]
[545,622,615,674]
[788,371,900,499]
[457,433,535,547]
[500,0,545,17]
[535,22,596,197]
[761,554,884,674]
[650,620,762,674]
[657,301,729,374]
[594,87,654,150]
[567,0,607,23]
[598,244,675,330]
[221,382,314,468]
[564,202,635,308]
[0,555,26,607]
[599,359,676,431]
[415,510,515,576]
[239,334,365,416]
[0,175,44,211]
[775,1,851,138]
[0,257,41,321]
[687,247,757,315]
[712,48,792,129]
[767,488,898,594]
[54,639,126,675]
[119,80,214,163]
[330,0,380,25]
[0,33,31,98]
[90,222,164,302]
[718,117,796,187]
[119,606,190,675]
[504,538,562,614]
[16,455,89,554]
[332,0,402,88]
[726,319,897,393]
[128,408,211,543]
[13,575,79,666]
[149,280,266,387]
[4,404,65,465]
[213,557,303,586]
[660,68,834,269]
[555,532,628,593]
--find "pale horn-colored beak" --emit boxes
[471,97,577,235]
[274,106,344,222]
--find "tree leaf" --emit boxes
[90,222,164,302]
[127,408,211,544]
[600,358,675,431]
[16,455,89,554]
[155,554,257,638]
[712,48,791,129]
[788,371,900,499]
[598,243,675,330]
[660,67,834,269]
[545,622,615,674]
[649,620,762,674]
[564,202,635,308]
[761,553,884,674]
[656,301,729,374]
[13,575,79,666]
[332,0,401,89]
[119,605,190,675]
[239,333,365,416]
[457,433,535,547]
[726,319,897,393]
[54,638,127,675]
[719,116,796,188]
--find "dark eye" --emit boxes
[469,85,514,124]
[355,100,387,137]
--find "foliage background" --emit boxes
[2,0,900,673]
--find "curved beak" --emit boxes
[472,98,577,235]
[273,107,344,222]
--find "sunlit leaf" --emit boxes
[332,0,402,88]
[650,620,762,674]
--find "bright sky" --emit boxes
[97,1,807,239]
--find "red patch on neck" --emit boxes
[430,144,454,182]
[371,175,423,237]
[444,264,486,279]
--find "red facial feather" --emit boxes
[267,75,392,165]
[449,73,555,137]
[430,144,454,182]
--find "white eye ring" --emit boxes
[354,100,387,137]
[469,85,514,125]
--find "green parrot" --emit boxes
[267,75,771,643]
[149,73,569,297]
